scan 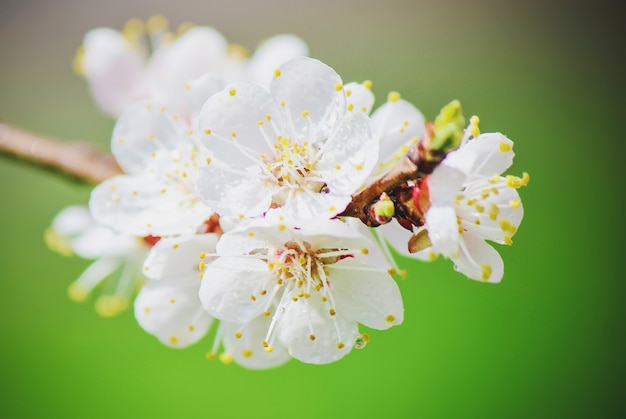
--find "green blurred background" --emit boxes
[0,0,622,417]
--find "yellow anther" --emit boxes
[509,199,521,208]
[274,68,281,77]
[250,295,256,301]
[362,80,373,89]
[184,84,191,91]
[337,342,345,349]
[481,263,492,281]
[231,131,237,138]
[204,129,211,135]
[147,15,169,33]
[247,231,254,237]
[499,141,512,152]
[188,325,195,332]
[169,335,178,344]
[475,204,484,213]
[355,164,363,170]
[67,283,89,302]
[329,308,336,316]
[521,172,530,185]
[229,88,236,96]
[234,331,242,339]
[334,83,343,92]
[385,314,396,323]
[280,101,286,107]
[266,114,272,121]
[346,89,352,97]
[321,295,327,302]
[148,133,155,140]
[144,307,150,313]
[301,110,309,117]
[504,235,513,245]
[206,157,212,164]
[347,103,354,111]
[160,105,167,112]
[474,219,481,225]
[169,298,175,304]
[132,190,138,196]
[199,252,206,259]
[361,247,369,255]
[172,243,179,249]
[219,353,233,364]
[260,289,267,295]
[328,205,336,212]
[387,268,397,275]
[257,121,264,126]
[499,219,517,234]
[489,204,499,220]
[206,352,217,360]
[198,261,206,271]
[387,91,401,102]
[263,310,271,316]
[278,224,286,231]
[428,252,438,261]
[264,346,274,353]
[181,171,188,178]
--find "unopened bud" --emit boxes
[370,193,395,224]
[429,100,465,154]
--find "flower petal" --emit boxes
[147,27,228,109]
[248,34,309,88]
[220,317,291,369]
[196,163,273,218]
[89,174,212,236]
[276,295,359,364]
[270,57,346,142]
[371,98,425,169]
[199,257,271,323]
[344,82,375,115]
[452,232,504,283]
[425,205,461,258]
[142,234,218,281]
[446,132,515,179]
[111,101,192,174]
[82,28,147,116]
[134,277,213,347]
[328,258,404,329]
[198,82,282,169]
[184,73,226,123]
[317,111,377,195]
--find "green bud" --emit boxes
[430,99,465,153]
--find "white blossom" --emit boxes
[46,206,150,316]
[76,16,308,117]
[198,217,403,364]
[195,57,379,220]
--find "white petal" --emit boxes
[82,28,147,116]
[111,101,192,174]
[248,34,309,88]
[52,206,94,237]
[89,174,212,236]
[279,188,352,220]
[199,257,271,323]
[134,277,213,347]
[425,205,461,258]
[220,318,291,369]
[377,220,415,257]
[452,232,504,283]
[196,163,273,218]
[427,163,467,206]
[198,82,282,169]
[276,296,359,364]
[344,82,375,115]
[328,258,404,329]
[446,132,515,179]
[142,234,218,281]
[270,57,346,142]
[457,179,524,244]
[371,99,425,165]
[318,112,377,195]
[184,73,226,123]
[147,27,228,108]
[72,225,143,259]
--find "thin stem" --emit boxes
[0,122,122,184]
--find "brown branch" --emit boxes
[0,122,122,184]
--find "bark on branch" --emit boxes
[0,122,122,184]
